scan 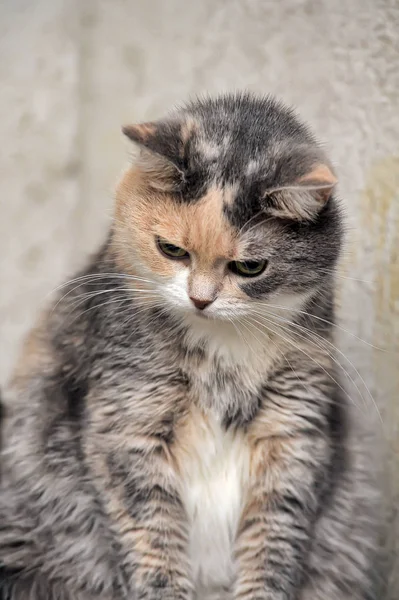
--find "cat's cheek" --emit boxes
[159,269,192,311]
[265,289,313,318]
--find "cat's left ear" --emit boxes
[122,119,191,192]
[263,163,338,221]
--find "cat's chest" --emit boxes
[173,407,251,594]
[184,350,268,424]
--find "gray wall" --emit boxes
[1,0,398,595]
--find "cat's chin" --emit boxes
[191,310,213,320]
[182,309,217,323]
[178,308,229,329]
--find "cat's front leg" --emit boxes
[95,440,193,600]
[127,482,193,600]
[234,406,329,600]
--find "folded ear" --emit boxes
[122,121,187,192]
[262,163,338,221]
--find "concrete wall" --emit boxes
[1,0,398,594]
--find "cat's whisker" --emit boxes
[316,268,374,284]
[65,293,159,322]
[119,300,167,332]
[249,308,383,425]
[68,286,159,308]
[249,300,387,352]
[229,317,252,356]
[49,274,156,312]
[243,313,363,413]
[239,314,283,363]
[67,293,163,327]
[238,314,307,395]
[249,310,358,393]
[65,296,133,326]
[47,272,154,297]
[280,351,310,398]
[246,318,363,415]
[233,315,271,354]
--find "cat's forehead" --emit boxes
[184,130,267,228]
[153,184,243,262]
[117,166,258,264]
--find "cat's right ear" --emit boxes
[122,121,187,192]
[262,163,338,222]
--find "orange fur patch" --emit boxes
[180,118,198,147]
[122,123,157,145]
[298,164,337,188]
[171,403,208,473]
[182,186,238,263]
[113,168,240,284]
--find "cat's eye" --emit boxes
[157,238,189,260]
[229,260,267,277]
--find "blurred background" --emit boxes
[0,0,398,596]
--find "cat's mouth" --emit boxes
[185,306,219,321]
[193,309,211,319]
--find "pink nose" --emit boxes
[189,297,213,310]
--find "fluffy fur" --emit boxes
[0,93,380,600]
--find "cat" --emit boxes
[0,92,380,600]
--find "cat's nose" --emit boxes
[189,297,213,311]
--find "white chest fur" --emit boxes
[174,408,250,598]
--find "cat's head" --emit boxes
[113,93,343,329]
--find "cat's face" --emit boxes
[114,94,343,326]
